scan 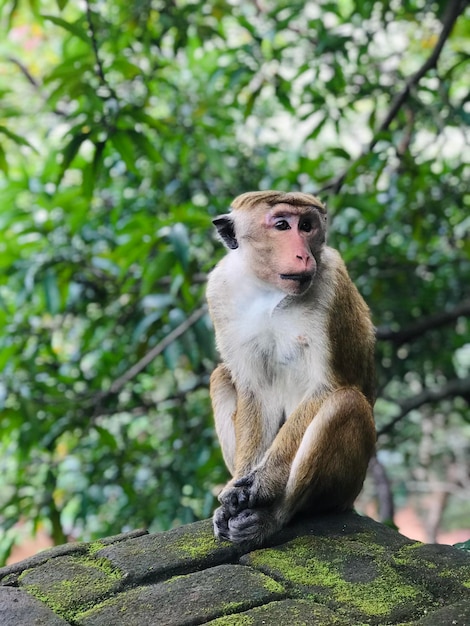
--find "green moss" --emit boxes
[88,540,106,555]
[438,566,470,589]
[207,614,253,625]
[20,555,123,622]
[163,573,188,585]
[171,527,220,559]
[222,601,245,612]
[394,543,470,590]
[85,556,123,580]
[248,536,421,618]
[261,575,285,594]
[393,543,434,568]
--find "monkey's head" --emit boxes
[213,191,327,296]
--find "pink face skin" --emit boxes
[260,204,323,295]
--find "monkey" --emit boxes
[206,190,376,545]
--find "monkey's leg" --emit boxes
[215,395,324,542]
[283,387,375,514]
[210,364,237,475]
[218,395,326,517]
[220,388,375,544]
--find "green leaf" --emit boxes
[168,223,190,271]
[0,344,16,371]
[41,14,90,43]
[82,141,105,199]
[0,125,36,150]
[132,310,165,344]
[57,132,88,183]
[326,147,351,160]
[43,269,61,314]
[454,540,470,553]
[110,130,139,174]
[127,130,161,163]
[0,532,16,567]
[0,144,8,174]
[94,425,118,451]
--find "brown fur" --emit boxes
[232,190,327,214]
[207,190,376,545]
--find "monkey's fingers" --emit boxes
[212,506,231,541]
[219,484,251,516]
[234,472,279,508]
[233,474,254,488]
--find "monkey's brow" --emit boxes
[269,207,315,218]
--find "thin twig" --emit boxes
[7,57,67,117]
[7,56,40,87]
[378,376,470,437]
[85,0,108,88]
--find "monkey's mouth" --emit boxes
[280,273,313,286]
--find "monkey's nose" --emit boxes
[296,254,311,265]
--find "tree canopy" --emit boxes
[0,0,469,562]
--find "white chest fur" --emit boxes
[210,267,332,426]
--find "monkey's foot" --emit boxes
[213,505,280,545]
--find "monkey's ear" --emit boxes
[213,215,238,250]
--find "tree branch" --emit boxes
[378,376,470,437]
[106,304,208,396]
[369,455,395,521]
[372,0,467,145]
[320,0,467,194]
[376,299,470,345]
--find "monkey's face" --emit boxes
[237,204,326,296]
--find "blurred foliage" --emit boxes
[0,0,469,562]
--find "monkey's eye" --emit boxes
[274,220,290,231]
[300,219,313,232]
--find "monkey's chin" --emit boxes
[279,272,314,295]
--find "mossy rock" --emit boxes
[1,513,469,625]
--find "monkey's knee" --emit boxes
[329,387,376,451]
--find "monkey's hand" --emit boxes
[218,471,279,517]
[214,463,290,544]
[217,474,253,516]
[213,504,281,544]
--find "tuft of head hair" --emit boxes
[231,190,326,214]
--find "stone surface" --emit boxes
[206,599,350,625]
[0,586,70,626]
[94,519,243,584]
[0,512,469,625]
[76,564,285,626]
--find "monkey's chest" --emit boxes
[227,303,329,400]
[251,326,310,369]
